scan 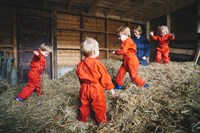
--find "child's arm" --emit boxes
[97,61,115,91]
[113,39,132,55]
[169,33,175,41]
[33,51,39,56]
[110,89,115,95]
[150,31,158,41]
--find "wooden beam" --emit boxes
[88,0,100,14]
[121,0,155,18]
[12,6,17,67]
[67,0,73,12]
[139,0,199,21]
[53,11,58,78]
[43,0,47,8]
[194,41,200,65]
[106,0,129,16]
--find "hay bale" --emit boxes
[0,60,200,132]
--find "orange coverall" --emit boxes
[76,57,114,124]
[151,34,175,64]
[17,50,46,99]
[115,37,146,87]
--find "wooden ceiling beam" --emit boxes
[88,0,100,14]
[138,0,199,21]
[67,0,74,12]
[43,0,47,8]
[121,0,157,18]
[106,0,129,16]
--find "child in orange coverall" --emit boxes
[150,25,175,64]
[76,37,115,125]
[113,26,149,90]
[16,43,52,101]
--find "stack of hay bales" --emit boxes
[0,60,200,132]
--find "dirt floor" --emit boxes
[0,59,200,133]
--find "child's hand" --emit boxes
[150,31,154,36]
[33,51,39,56]
[110,89,115,95]
[112,51,116,55]
[142,56,147,60]
[171,33,175,38]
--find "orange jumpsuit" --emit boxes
[115,37,146,87]
[151,34,175,64]
[76,57,114,124]
[17,50,46,100]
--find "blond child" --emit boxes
[76,37,115,125]
[150,25,175,64]
[16,43,52,101]
[113,26,149,90]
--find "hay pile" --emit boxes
[0,60,200,133]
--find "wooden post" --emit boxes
[197,1,200,33]
[105,17,109,59]
[146,21,150,62]
[146,21,150,40]
[12,6,17,67]
[53,10,57,79]
[194,41,200,65]
[80,15,84,60]
[166,13,171,32]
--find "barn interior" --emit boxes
[0,0,200,132]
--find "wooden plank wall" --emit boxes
[56,12,141,69]
[0,4,14,58]
[170,34,200,61]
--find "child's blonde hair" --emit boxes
[116,26,131,36]
[80,37,99,56]
[157,25,169,35]
[40,43,52,53]
[133,25,142,34]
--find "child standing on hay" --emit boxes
[150,25,175,64]
[76,37,115,125]
[113,26,149,90]
[16,43,52,101]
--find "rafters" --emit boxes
[138,0,199,21]
[106,0,129,16]
[88,0,100,14]
[67,0,74,12]
[120,0,156,18]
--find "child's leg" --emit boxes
[162,50,170,64]
[78,94,91,122]
[115,65,127,86]
[17,83,35,100]
[34,79,42,96]
[128,63,145,87]
[91,93,108,124]
[156,50,162,63]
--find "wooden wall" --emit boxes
[0,3,143,79]
[55,12,142,77]
[1,2,199,81]
[0,4,15,58]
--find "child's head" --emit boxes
[80,37,99,58]
[39,43,52,57]
[133,25,142,38]
[116,26,130,41]
[157,25,169,36]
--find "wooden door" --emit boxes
[17,15,52,82]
